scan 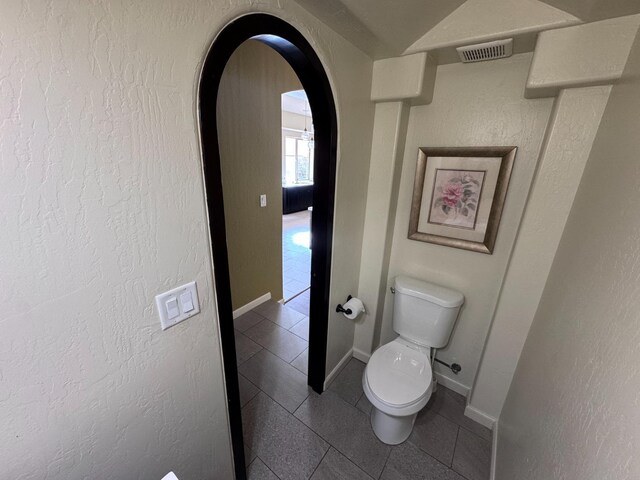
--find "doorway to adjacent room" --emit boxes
[281,89,313,305]
[198,14,338,479]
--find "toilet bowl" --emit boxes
[361,276,464,445]
[362,338,433,444]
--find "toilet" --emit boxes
[362,276,464,445]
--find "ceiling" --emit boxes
[540,0,640,23]
[282,90,312,117]
[293,0,464,58]
[294,0,640,59]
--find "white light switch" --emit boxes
[260,194,267,207]
[166,297,180,319]
[180,290,194,313]
[155,281,200,330]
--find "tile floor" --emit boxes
[283,211,311,301]
[234,300,492,480]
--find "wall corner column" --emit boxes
[467,16,640,428]
[353,53,436,359]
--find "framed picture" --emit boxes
[408,146,517,254]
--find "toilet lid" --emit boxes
[366,341,432,407]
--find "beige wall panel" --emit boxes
[469,85,611,422]
[526,14,640,98]
[498,30,640,480]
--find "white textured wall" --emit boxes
[370,53,436,104]
[526,14,640,98]
[322,34,375,375]
[0,1,373,478]
[497,30,640,480]
[378,54,553,391]
[468,85,611,422]
[355,101,409,357]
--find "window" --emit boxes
[283,135,314,185]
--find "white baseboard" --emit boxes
[323,349,353,391]
[490,420,498,480]
[464,403,497,430]
[352,347,371,363]
[434,372,470,397]
[232,292,271,319]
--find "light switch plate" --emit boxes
[155,281,200,330]
[260,194,267,207]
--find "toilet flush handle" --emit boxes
[390,287,396,294]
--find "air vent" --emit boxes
[457,39,513,63]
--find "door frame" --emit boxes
[198,13,338,479]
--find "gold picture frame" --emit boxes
[408,146,517,254]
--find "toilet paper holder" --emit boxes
[336,295,354,315]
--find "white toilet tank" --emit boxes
[393,276,464,348]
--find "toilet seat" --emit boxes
[363,339,433,416]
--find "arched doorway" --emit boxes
[198,13,338,478]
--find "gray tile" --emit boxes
[243,392,328,480]
[288,267,309,277]
[310,447,374,480]
[239,374,260,407]
[245,445,256,466]
[254,301,306,329]
[298,289,310,300]
[235,331,263,366]
[247,457,279,480]
[298,264,311,274]
[427,386,492,441]
[452,427,491,480]
[286,296,310,316]
[239,349,312,413]
[234,310,266,333]
[288,269,311,285]
[289,316,309,341]
[355,393,373,416]
[252,299,281,317]
[284,283,308,300]
[291,348,308,375]
[381,442,464,480]
[244,319,308,363]
[408,410,458,466]
[294,390,391,478]
[328,358,366,405]
[290,259,310,270]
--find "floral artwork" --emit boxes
[428,169,485,230]
[409,147,516,254]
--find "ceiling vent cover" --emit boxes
[457,39,513,63]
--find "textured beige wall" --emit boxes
[354,101,409,357]
[378,53,553,391]
[526,15,640,98]
[322,36,375,376]
[498,30,640,480]
[468,85,611,423]
[0,0,374,477]
[218,41,301,309]
[370,53,436,104]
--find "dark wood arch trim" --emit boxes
[198,13,337,479]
